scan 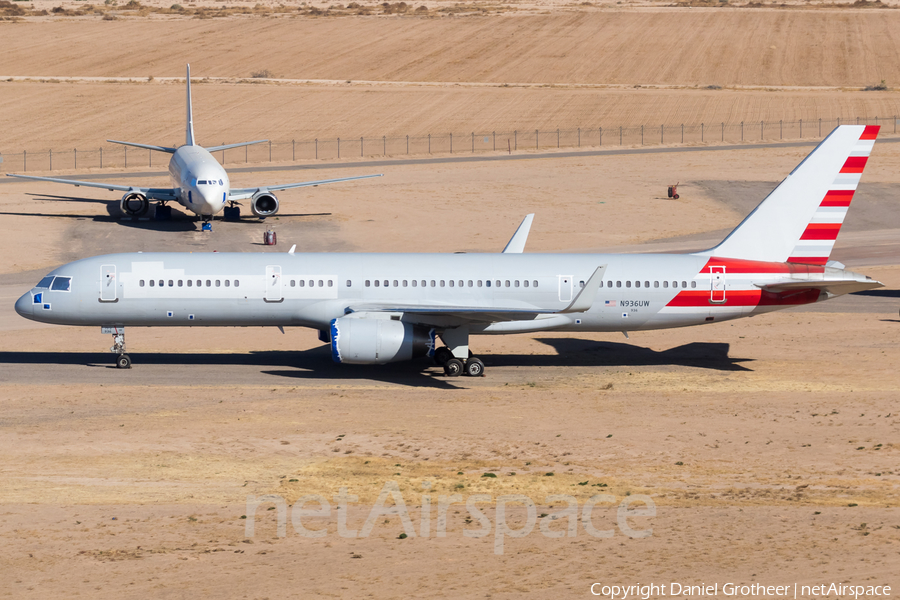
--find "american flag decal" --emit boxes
[605,300,616,306]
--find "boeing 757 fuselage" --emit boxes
[15,126,884,375]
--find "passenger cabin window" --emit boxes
[458,280,463,287]
[505,280,510,287]
[663,281,668,288]
[140,280,145,287]
[495,280,501,287]
[234,280,239,288]
[616,281,622,288]
[328,280,333,287]
[168,280,174,287]
[514,280,520,287]
[477,280,482,287]
[365,280,371,287]
[290,280,296,287]
[346,280,352,287]
[431,280,436,287]
[393,280,398,287]
[486,280,491,287]
[159,280,164,287]
[36,276,55,289]
[635,281,640,288]
[654,281,659,288]
[150,280,155,287]
[607,281,612,288]
[403,280,408,287]
[412,280,417,287]
[468,280,473,287]
[626,281,632,288]
[374,280,379,287]
[187,280,192,287]
[645,281,650,288]
[682,281,688,288]
[672,281,678,288]
[225,280,230,287]
[449,280,454,287]
[206,280,211,287]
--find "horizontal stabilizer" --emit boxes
[502,214,534,253]
[107,139,178,153]
[205,140,268,153]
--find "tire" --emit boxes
[434,347,453,366]
[465,358,484,377]
[443,358,463,377]
[116,354,132,369]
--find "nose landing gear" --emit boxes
[110,331,131,369]
[201,216,212,232]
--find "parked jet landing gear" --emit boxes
[110,332,131,369]
[201,216,212,232]
[434,345,485,377]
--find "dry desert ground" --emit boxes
[0,5,899,599]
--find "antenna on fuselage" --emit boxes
[186,64,196,147]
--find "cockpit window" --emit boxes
[218,179,223,185]
[36,276,55,288]
[51,276,71,291]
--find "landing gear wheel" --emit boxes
[465,357,484,377]
[443,358,463,377]
[116,354,132,369]
[434,347,453,366]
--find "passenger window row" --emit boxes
[606,280,696,289]
[362,279,539,288]
[140,279,240,288]
[289,279,333,288]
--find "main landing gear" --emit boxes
[110,331,131,369]
[223,201,242,222]
[434,326,485,377]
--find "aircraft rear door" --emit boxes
[265,265,283,302]
[710,266,726,303]
[100,264,117,302]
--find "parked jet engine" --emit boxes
[120,192,149,217]
[329,317,434,364]
[250,190,279,217]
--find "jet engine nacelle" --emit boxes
[250,191,279,217]
[120,192,149,217]
[329,317,434,364]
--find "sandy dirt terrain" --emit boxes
[1,5,899,599]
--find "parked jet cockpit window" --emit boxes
[50,277,71,291]
[36,276,55,288]
[218,179,223,185]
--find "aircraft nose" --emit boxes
[15,291,33,319]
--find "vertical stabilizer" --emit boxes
[185,64,196,146]
[696,125,878,264]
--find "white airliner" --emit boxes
[15,125,883,374]
[6,65,381,230]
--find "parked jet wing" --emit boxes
[346,266,606,325]
[228,174,383,200]
[5,174,178,200]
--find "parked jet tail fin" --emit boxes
[696,125,878,265]
[186,64,196,147]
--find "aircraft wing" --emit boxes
[6,174,178,201]
[346,266,607,326]
[228,174,383,200]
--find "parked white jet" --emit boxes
[6,65,381,230]
[15,126,883,374]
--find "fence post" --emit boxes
[661,124,664,144]
[315,138,318,160]
[760,120,763,140]
[780,119,782,140]
[100,147,103,169]
[721,122,724,142]
[450,133,452,154]
[535,129,538,150]
[268,140,271,162]
[292,139,295,161]
[819,118,821,137]
[557,128,559,148]
[338,137,341,159]
[493,131,495,151]
[407,135,409,154]
[428,134,430,154]
[514,130,517,151]
[472,132,474,153]
[701,123,704,142]
[641,125,644,146]
[895,115,897,134]
[384,136,386,156]
[619,126,622,145]
[681,124,684,144]
[149,148,151,168]
[741,121,744,141]
[360,137,363,157]
[599,127,602,146]
[49,149,52,171]
[75,148,77,169]
[124,147,126,169]
[23,150,26,172]
[799,119,802,138]
[246,144,248,163]
[578,127,581,147]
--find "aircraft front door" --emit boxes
[558,275,573,303]
[100,264,117,302]
[265,265,283,302]
[710,266,726,303]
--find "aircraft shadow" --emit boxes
[852,289,900,298]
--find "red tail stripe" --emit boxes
[666,290,761,307]
[800,223,841,240]
[860,125,880,140]
[820,190,854,207]
[787,256,828,265]
[840,156,868,173]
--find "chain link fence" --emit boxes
[2,116,896,173]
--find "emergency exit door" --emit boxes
[710,266,726,303]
